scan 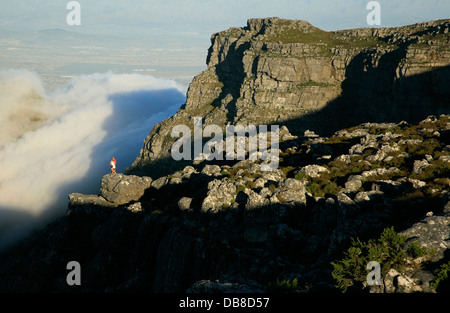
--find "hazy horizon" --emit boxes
[1,0,449,90]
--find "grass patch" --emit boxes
[267,278,300,292]
[296,80,330,89]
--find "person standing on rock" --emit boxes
[110,157,117,174]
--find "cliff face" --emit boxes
[130,17,450,177]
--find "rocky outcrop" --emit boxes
[68,174,153,208]
[100,174,152,205]
[0,115,448,293]
[129,17,450,177]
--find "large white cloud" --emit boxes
[0,70,186,251]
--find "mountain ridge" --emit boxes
[128,17,450,178]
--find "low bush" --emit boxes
[431,261,450,292]
[331,227,432,293]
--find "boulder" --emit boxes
[201,164,222,176]
[344,175,363,192]
[245,190,269,210]
[127,202,144,213]
[353,190,384,203]
[151,176,168,190]
[68,193,117,208]
[300,165,330,178]
[100,173,152,205]
[413,159,430,174]
[201,179,237,213]
[270,178,307,207]
[400,212,450,262]
[178,197,193,211]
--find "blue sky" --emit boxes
[0,0,448,35]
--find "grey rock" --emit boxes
[334,154,351,164]
[272,178,307,206]
[371,180,402,193]
[201,164,222,176]
[354,190,384,203]
[68,193,117,208]
[279,125,298,141]
[127,202,143,213]
[245,190,269,210]
[337,192,355,206]
[151,176,168,190]
[300,165,330,178]
[304,130,319,138]
[201,179,237,213]
[383,269,401,293]
[361,167,399,178]
[254,177,267,188]
[178,197,193,211]
[344,175,363,192]
[400,212,450,262]
[408,178,426,189]
[413,159,430,174]
[100,174,152,205]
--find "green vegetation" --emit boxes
[264,24,398,57]
[266,27,332,44]
[281,166,296,178]
[305,179,340,198]
[331,227,433,293]
[294,170,307,180]
[431,261,450,292]
[267,277,300,292]
[296,80,330,89]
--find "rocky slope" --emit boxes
[0,115,449,293]
[0,18,449,294]
[129,17,450,177]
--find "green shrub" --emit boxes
[267,278,300,292]
[268,183,277,192]
[246,180,256,190]
[323,181,339,196]
[405,139,441,157]
[410,159,450,181]
[221,170,230,177]
[331,227,432,293]
[307,182,323,197]
[221,203,230,210]
[295,170,307,180]
[281,166,295,178]
[431,261,450,292]
[236,185,246,193]
[406,241,431,258]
